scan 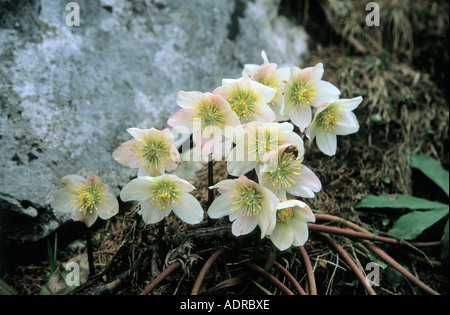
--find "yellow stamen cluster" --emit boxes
[289,80,316,108]
[232,185,264,217]
[248,128,280,162]
[268,152,301,189]
[277,207,294,223]
[72,184,102,214]
[150,180,180,210]
[193,101,225,129]
[227,88,257,122]
[136,137,170,170]
[318,103,341,132]
[260,77,282,107]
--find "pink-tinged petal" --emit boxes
[140,198,165,224]
[112,139,140,168]
[338,96,363,111]
[313,81,340,107]
[168,174,195,193]
[242,63,260,78]
[120,177,153,202]
[176,90,203,109]
[252,63,277,82]
[72,210,98,228]
[97,192,119,220]
[316,130,337,156]
[284,104,312,132]
[172,193,204,224]
[254,103,276,122]
[50,188,75,213]
[167,108,194,131]
[231,215,258,237]
[299,63,324,82]
[335,111,359,135]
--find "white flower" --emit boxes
[306,96,362,156]
[208,175,279,238]
[167,91,240,157]
[50,174,119,227]
[242,51,291,121]
[257,144,321,200]
[270,200,315,251]
[120,174,203,225]
[283,64,340,132]
[226,121,304,177]
[213,76,277,124]
[112,127,180,177]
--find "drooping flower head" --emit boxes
[270,200,316,251]
[120,174,203,225]
[226,121,304,177]
[112,128,180,177]
[213,76,277,124]
[306,96,362,156]
[283,64,340,132]
[257,144,321,200]
[50,174,119,227]
[208,176,279,238]
[242,51,291,121]
[167,91,240,158]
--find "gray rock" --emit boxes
[0,0,308,246]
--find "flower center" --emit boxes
[277,207,294,223]
[232,185,264,217]
[227,88,257,122]
[318,103,341,132]
[289,80,316,108]
[193,101,225,129]
[72,184,102,214]
[150,180,180,210]
[268,152,301,189]
[260,77,281,107]
[248,127,280,161]
[138,137,170,170]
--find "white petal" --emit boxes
[207,193,234,218]
[271,223,294,251]
[316,130,337,156]
[176,90,203,109]
[72,210,98,228]
[226,159,257,177]
[291,221,309,246]
[338,96,363,111]
[172,193,204,224]
[50,188,75,213]
[254,103,276,122]
[335,111,359,135]
[231,216,258,237]
[313,81,340,107]
[140,199,165,224]
[112,139,141,168]
[127,128,151,142]
[97,192,119,220]
[287,164,321,198]
[120,177,153,202]
[284,105,312,132]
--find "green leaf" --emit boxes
[441,219,449,265]
[411,154,449,197]
[0,278,17,295]
[388,208,449,240]
[355,194,448,211]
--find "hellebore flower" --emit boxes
[167,91,240,158]
[270,200,315,251]
[112,127,180,177]
[51,174,119,227]
[306,96,362,156]
[283,64,340,132]
[213,76,277,124]
[242,51,291,121]
[226,121,304,177]
[208,175,279,238]
[257,144,321,200]
[120,174,203,225]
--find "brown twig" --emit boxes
[140,261,181,295]
[363,240,441,295]
[191,248,225,295]
[298,246,317,295]
[241,260,294,295]
[272,260,307,295]
[320,233,377,295]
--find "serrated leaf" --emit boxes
[411,154,449,197]
[388,208,449,240]
[355,194,448,211]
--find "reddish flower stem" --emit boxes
[241,260,294,295]
[140,261,181,295]
[320,233,377,295]
[191,248,225,295]
[298,246,317,295]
